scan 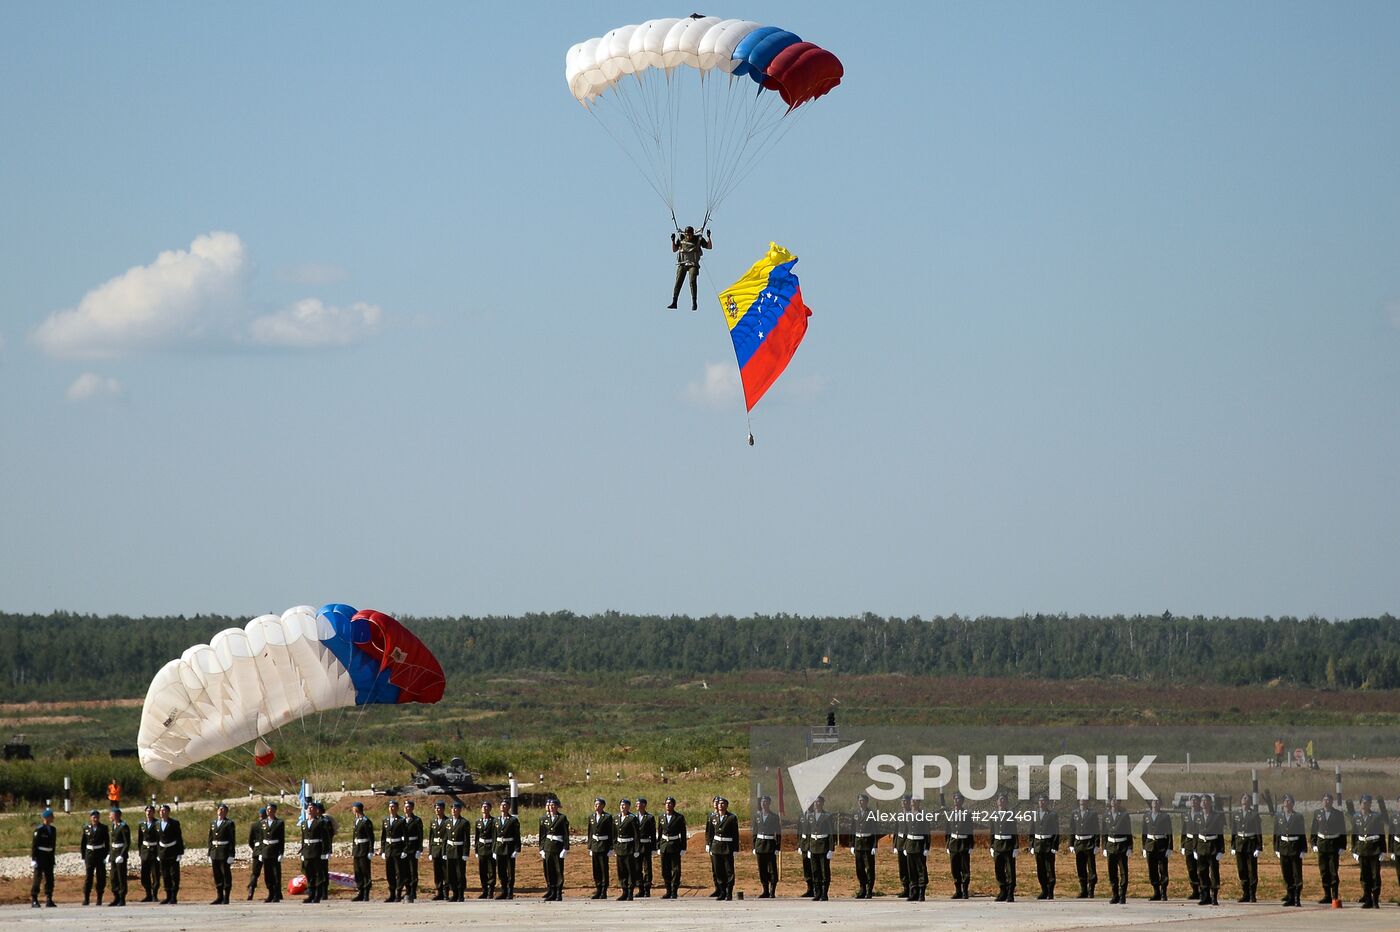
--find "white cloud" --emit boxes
[65,372,125,402]
[249,298,383,348]
[34,232,248,359]
[685,361,743,409]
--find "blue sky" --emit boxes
[2,1,1397,620]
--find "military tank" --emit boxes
[396,751,507,796]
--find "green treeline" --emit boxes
[2,611,1398,702]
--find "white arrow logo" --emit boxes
[787,740,866,811]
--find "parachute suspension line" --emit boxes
[610,76,672,214]
[588,106,671,213]
[711,103,813,213]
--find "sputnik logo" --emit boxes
[787,740,866,811]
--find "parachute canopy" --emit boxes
[565,15,843,221]
[137,604,444,780]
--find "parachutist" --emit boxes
[747,433,755,446]
[668,226,712,310]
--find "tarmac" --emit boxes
[2,898,1399,931]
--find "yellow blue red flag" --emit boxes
[718,243,812,411]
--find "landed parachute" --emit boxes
[565,15,843,224]
[137,604,444,780]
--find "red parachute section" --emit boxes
[352,609,446,704]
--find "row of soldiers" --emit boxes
[30,789,1393,907]
[793,789,1391,909]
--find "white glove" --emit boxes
[492,852,498,860]
[414,852,420,859]
[1215,852,1222,861]
[706,846,711,854]
[1166,850,1172,857]
[381,852,387,859]
[1275,852,1281,859]
[257,855,263,863]
[850,848,855,855]
[1101,848,1108,857]
[1253,850,1260,858]
[752,849,757,855]
[1353,853,1361,862]
[1180,847,1186,855]
[1049,849,1056,856]
[1012,848,1018,859]
[1192,852,1199,860]
[1142,850,1147,859]
[512,851,518,859]
[323,853,330,860]
[278,855,283,862]
[633,852,640,859]
[539,850,545,859]
[30,860,36,869]
[559,850,566,859]
[1312,845,1318,853]
[399,852,407,859]
[116,856,124,864]
[826,851,832,860]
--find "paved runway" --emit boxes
[2,898,1396,930]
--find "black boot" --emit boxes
[801,881,813,898]
[31,898,39,909]
[1088,882,1096,899]
[1007,886,1015,903]
[996,884,1007,902]
[1077,883,1088,899]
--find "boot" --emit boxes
[801,881,813,898]
[918,885,926,902]
[1211,888,1219,906]
[900,883,910,899]
[1007,886,1015,903]
[31,898,39,909]
[1088,882,1096,899]
[996,885,1007,902]
[478,887,491,899]
[1191,884,1201,900]
[247,888,256,901]
[1077,883,1088,899]
[45,899,56,908]
[728,882,737,901]
[1048,883,1055,900]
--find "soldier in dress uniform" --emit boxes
[156,803,184,905]
[1031,794,1060,900]
[709,797,740,900]
[990,793,1021,903]
[1141,796,1172,901]
[806,795,835,901]
[81,808,110,906]
[1102,797,1132,905]
[301,800,332,904]
[893,795,912,898]
[207,802,235,905]
[539,797,569,901]
[381,799,406,902]
[137,804,161,902]
[1069,795,1100,899]
[1231,792,1262,902]
[753,794,781,898]
[1312,792,1346,904]
[656,796,687,899]
[945,791,974,899]
[428,800,448,900]
[851,792,880,899]
[350,801,375,901]
[1390,795,1400,904]
[261,803,285,902]
[475,801,498,898]
[1272,793,1306,907]
[1181,794,1202,899]
[446,800,469,901]
[1352,794,1386,908]
[1194,794,1225,905]
[245,807,266,901]
[797,801,813,897]
[402,799,424,902]
[902,796,930,901]
[494,798,521,899]
[615,798,640,900]
[30,808,58,909]
[635,797,657,897]
[586,796,616,899]
[107,806,131,907]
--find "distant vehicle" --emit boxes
[4,733,33,761]
[397,751,506,798]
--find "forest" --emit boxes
[3,610,1398,702]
